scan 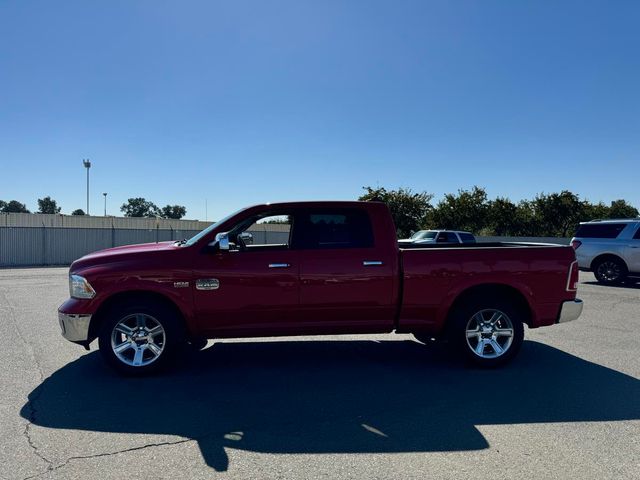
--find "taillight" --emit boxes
[571,240,582,250]
[566,260,579,291]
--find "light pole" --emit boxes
[83,159,91,215]
[103,192,107,216]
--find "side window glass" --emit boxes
[294,210,374,249]
[235,215,292,249]
[633,225,640,240]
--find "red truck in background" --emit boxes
[58,201,583,375]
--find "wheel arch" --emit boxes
[445,283,533,329]
[590,253,629,272]
[88,290,190,342]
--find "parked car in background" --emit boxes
[399,229,476,245]
[571,219,640,285]
[58,201,580,375]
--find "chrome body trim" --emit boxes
[557,299,583,324]
[58,311,92,342]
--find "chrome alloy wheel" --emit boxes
[465,309,514,359]
[110,314,166,367]
[597,261,621,282]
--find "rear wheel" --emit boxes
[593,257,627,285]
[98,301,184,375]
[449,297,525,367]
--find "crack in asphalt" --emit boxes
[21,438,196,480]
[0,287,56,476]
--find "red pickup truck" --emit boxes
[58,201,582,375]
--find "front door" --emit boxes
[193,214,299,336]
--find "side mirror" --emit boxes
[214,232,230,251]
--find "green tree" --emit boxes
[487,197,519,236]
[0,200,6,211]
[428,186,488,233]
[37,196,61,214]
[160,205,187,219]
[120,198,159,217]
[581,201,610,222]
[359,186,433,238]
[2,200,30,213]
[608,199,638,219]
[532,191,584,237]
[71,209,86,216]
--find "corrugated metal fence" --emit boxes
[0,226,203,267]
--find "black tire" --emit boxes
[98,300,184,376]
[593,257,628,285]
[448,295,525,368]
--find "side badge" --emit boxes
[173,281,189,288]
[196,279,220,290]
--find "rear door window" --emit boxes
[292,209,374,249]
[575,223,627,239]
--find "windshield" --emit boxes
[411,230,437,240]
[183,207,247,247]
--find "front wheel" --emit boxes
[450,297,525,367]
[98,301,183,375]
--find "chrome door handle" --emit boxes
[363,260,383,266]
[269,263,290,268]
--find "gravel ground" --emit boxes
[0,268,638,480]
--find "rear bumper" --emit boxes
[557,299,583,324]
[58,311,92,342]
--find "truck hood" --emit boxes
[71,241,178,272]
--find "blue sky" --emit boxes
[1,0,638,221]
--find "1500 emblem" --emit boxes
[196,279,220,290]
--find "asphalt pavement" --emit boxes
[0,268,638,480]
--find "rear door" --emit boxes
[293,207,396,333]
[626,224,640,273]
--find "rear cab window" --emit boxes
[575,223,627,239]
[292,208,374,249]
[458,233,476,243]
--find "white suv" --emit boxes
[399,230,476,245]
[571,219,640,284]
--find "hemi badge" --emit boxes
[173,281,190,288]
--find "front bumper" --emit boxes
[58,311,92,342]
[557,299,583,324]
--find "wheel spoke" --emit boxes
[488,311,502,325]
[115,324,134,336]
[475,339,486,355]
[490,340,504,355]
[135,314,146,328]
[466,328,480,339]
[148,325,164,337]
[147,343,162,357]
[114,342,133,354]
[132,346,145,366]
[494,328,513,337]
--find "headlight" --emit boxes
[69,274,96,299]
